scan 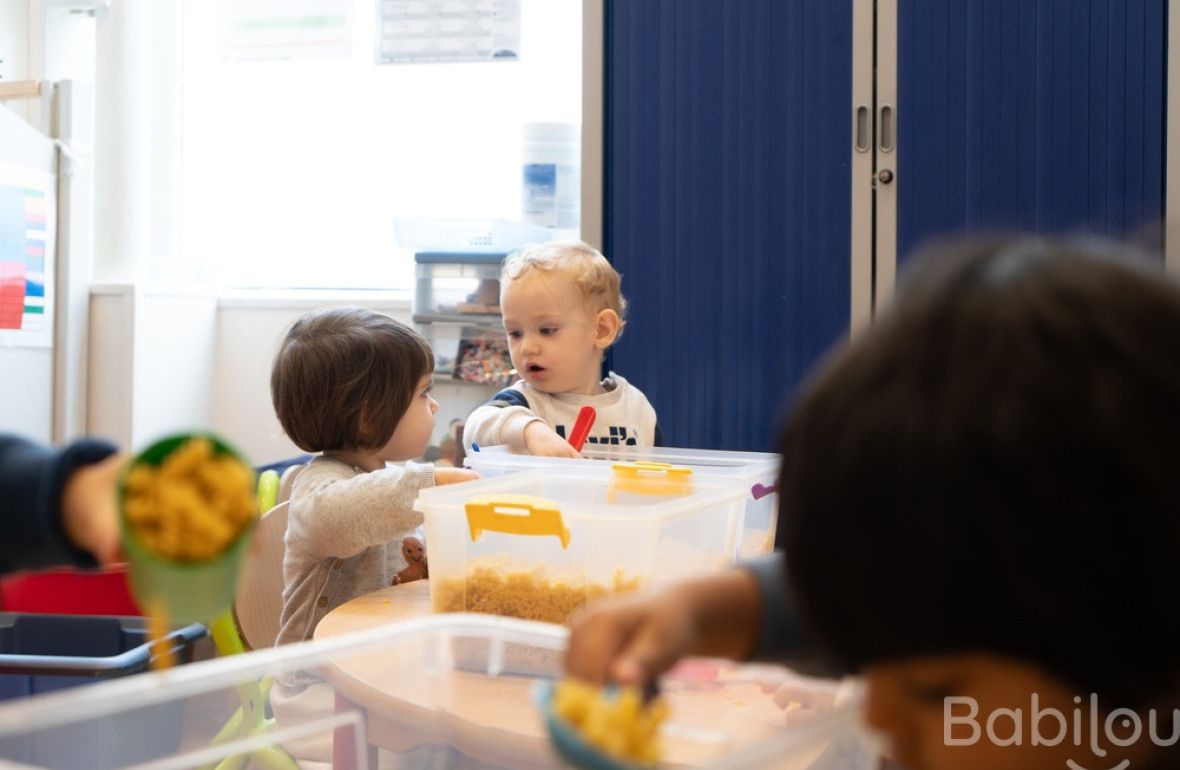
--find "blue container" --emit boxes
[0,612,206,697]
[0,613,206,770]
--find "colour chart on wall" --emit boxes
[0,165,55,348]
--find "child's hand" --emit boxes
[61,452,127,565]
[565,569,763,688]
[564,587,698,687]
[524,421,582,458]
[434,467,479,485]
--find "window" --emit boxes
[180,0,582,289]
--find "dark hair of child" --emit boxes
[271,307,434,452]
[777,235,1180,709]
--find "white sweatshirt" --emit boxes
[462,372,661,451]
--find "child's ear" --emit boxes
[594,308,621,349]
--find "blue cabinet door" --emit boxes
[604,0,855,451]
[896,0,1166,268]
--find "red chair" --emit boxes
[0,565,141,615]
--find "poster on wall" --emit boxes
[220,0,354,61]
[0,164,55,349]
[377,0,521,64]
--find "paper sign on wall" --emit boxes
[377,0,521,64]
[0,165,55,349]
[220,0,354,61]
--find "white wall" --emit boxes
[1,348,53,440]
[211,294,493,465]
[86,288,134,447]
[87,284,217,450]
[0,0,30,123]
[89,290,495,466]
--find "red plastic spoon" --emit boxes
[568,406,597,452]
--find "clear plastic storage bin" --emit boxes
[0,614,874,770]
[0,613,206,699]
[467,445,781,559]
[418,322,506,379]
[418,321,466,376]
[0,613,206,769]
[413,251,507,323]
[394,218,551,252]
[415,466,749,625]
[418,323,515,387]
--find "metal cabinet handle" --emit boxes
[878,104,895,153]
[855,105,870,153]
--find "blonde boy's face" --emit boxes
[864,654,1146,770]
[501,269,616,395]
[378,374,438,462]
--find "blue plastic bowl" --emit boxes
[532,680,653,770]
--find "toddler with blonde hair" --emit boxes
[464,241,661,457]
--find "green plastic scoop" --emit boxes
[119,432,257,624]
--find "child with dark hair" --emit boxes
[270,307,476,645]
[564,235,1180,770]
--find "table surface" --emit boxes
[313,580,833,770]
[314,580,432,639]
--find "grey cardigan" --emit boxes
[276,456,435,645]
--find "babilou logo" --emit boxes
[945,694,1180,770]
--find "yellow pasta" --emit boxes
[146,597,176,671]
[433,560,642,624]
[122,437,255,670]
[123,437,256,563]
[553,678,667,767]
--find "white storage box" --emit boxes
[467,445,781,559]
[0,614,874,770]
[416,466,749,624]
[413,251,506,322]
[395,218,550,252]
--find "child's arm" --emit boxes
[463,387,545,450]
[60,453,126,566]
[434,467,479,485]
[1,433,122,573]
[291,461,436,559]
[564,566,765,686]
[464,387,582,457]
